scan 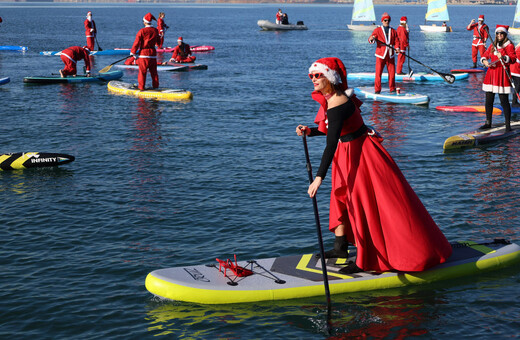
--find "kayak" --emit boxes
[113,64,189,72]
[145,239,520,304]
[257,19,308,30]
[0,152,75,170]
[436,105,520,114]
[23,70,123,84]
[347,72,468,82]
[451,68,486,73]
[41,45,215,56]
[0,45,28,51]
[157,45,215,53]
[107,80,193,101]
[0,77,10,85]
[443,121,520,150]
[354,86,430,105]
[164,62,208,70]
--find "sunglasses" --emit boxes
[383,19,390,22]
[496,32,507,35]
[308,73,324,80]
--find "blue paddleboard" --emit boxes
[0,77,10,85]
[354,87,430,105]
[348,72,468,82]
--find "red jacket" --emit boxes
[482,40,516,91]
[370,26,400,59]
[131,26,159,57]
[466,23,488,46]
[84,19,96,38]
[510,43,520,77]
[396,26,409,49]
[157,18,169,33]
[61,46,91,71]
[172,43,191,59]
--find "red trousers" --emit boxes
[174,56,196,63]
[137,57,159,90]
[86,37,95,51]
[60,54,77,76]
[375,55,396,93]
[157,33,164,49]
[471,44,486,63]
[396,49,407,74]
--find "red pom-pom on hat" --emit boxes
[143,12,156,24]
[381,12,391,22]
[495,24,509,34]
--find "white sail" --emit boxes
[425,0,450,22]
[351,0,376,23]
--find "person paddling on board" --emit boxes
[84,11,97,51]
[480,25,516,132]
[130,12,159,90]
[510,42,520,107]
[368,13,400,94]
[59,46,91,78]
[466,15,489,68]
[396,16,409,75]
[276,9,282,25]
[296,58,452,274]
[165,37,196,63]
[156,12,169,49]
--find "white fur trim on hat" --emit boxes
[495,26,508,34]
[308,62,340,84]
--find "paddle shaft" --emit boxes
[99,55,132,73]
[95,36,103,51]
[302,134,332,327]
[373,37,455,83]
[484,26,520,102]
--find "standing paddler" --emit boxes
[396,16,409,75]
[84,11,97,51]
[368,12,400,94]
[466,15,488,68]
[130,12,159,90]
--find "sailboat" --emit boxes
[510,0,520,35]
[347,0,377,31]
[419,0,452,32]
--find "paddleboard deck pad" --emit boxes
[348,72,468,82]
[443,121,520,150]
[107,81,193,101]
[164,62,208,70]
[0,152,75,170]
[354,87,429,105]
[145,239,520,304]
[23,70,123,84]
[451,68,485,73]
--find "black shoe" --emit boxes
[479,123,492,130]
[374,91,381,94]
[471,63,477,69]
[505,126,512,132]
[338,261,363,274]
[316,248,348,259]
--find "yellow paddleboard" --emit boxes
[443,121,520,151]
[107,81,192,101]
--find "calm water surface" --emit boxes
[0,3,519,339]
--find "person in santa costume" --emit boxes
[156,12,169,49]
[368,13,400,93]
[295,57,452,274]
[59,46,91,78]
[480,25,516,132]
[276,9,282,25]
[84,11,97,51]
[167,37,196,63]
[466,15,489,68]
[396,16,409,75]
[130,13,159,90]
[510,41,520,107]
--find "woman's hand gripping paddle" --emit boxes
[301,133,332,331]
[374,38,455,84]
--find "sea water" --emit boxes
[0,3,519,338]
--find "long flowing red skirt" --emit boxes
[329,134,452,272]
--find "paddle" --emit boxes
[95,37,103,51]
[301,133,332,331]
[374,38,455,83]
[407,41,414,77]
[483,26,520,102]
[99,55,132,73]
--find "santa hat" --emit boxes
[177,37,183,42]
[381,12,391,22]
[143,13,156,24]
[308,57,348,90]
[478,15,484,21]
[495,25,509,34]
[400,16,407,23]
[87,11,92,17]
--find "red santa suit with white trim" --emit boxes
[481,28,516,94]
[84,11,97,51]
[170,37,196,63]
[304,57,452,273]
[466,15,488,68]
[60,46,91,77]
[156,14,169,49]
[396,16,409,75]
[510,42,520,106]
[131,13,159,90]
[369,13,400,93]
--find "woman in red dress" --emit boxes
[296,57,452,274]
[480,25,517,131]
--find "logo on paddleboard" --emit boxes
[184,268,210,282]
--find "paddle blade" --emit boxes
[442,73,456,84]
[99,65,112,73]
